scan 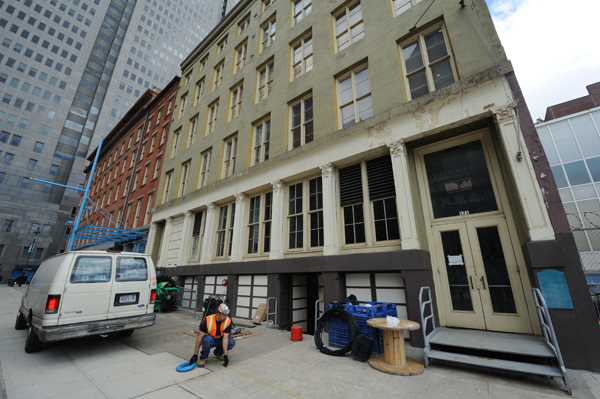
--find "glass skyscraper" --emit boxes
[0,0,225,282]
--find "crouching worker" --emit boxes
[189,303,235,367]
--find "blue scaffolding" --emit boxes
[32,138,148,251]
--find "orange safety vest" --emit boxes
[206,314,231,338]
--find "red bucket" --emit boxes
[290,326,303,341]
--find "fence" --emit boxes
[572,227,600,318]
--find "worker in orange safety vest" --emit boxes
[189,303,235,367]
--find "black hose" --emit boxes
[314,305,359,356]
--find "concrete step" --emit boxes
[429,327,555,358]
[428,350,563,378]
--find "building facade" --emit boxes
[536,82,600,273]
[0,0,224,282]
[147,0,600,371]
[72,77,179,253]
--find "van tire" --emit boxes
[116,329,134,338]
[25,325,43,353]
[15,311,28,330]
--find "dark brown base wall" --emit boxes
[523,233,600,372]
[175,250,437,347]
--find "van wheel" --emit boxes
[24,325,43,353]
[116,329,134,338]
[15,311,28,330]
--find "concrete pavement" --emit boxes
[1,284,600,398]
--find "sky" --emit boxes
[485,0,600,121]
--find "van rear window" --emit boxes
[70,256,112,283]
[116,257,148,282]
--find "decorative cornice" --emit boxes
[235,193,247,204]
[207,203,217,213]
[165,217,173,226]
[388,139,406,157]
[319,163,336,178]
[271,180,284,193]
[184,210,193,219]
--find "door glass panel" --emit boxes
[441,230,473,311]
[424,140,498,219]
[476,227,517,314]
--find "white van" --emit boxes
[15,251,157,353]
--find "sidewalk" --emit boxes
[1,284,599,398]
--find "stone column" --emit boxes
[388,140,420,250]
[177,211,193,266]
[320,163,340,255]
[230,193,247,262]
[158,217,173,268]
[146,222,157,255]
[492,104,554,241]
[200,203,217,264]
[269,180,285,260]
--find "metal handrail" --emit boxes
[419,286,437,367]
[532,288,572,395]
[266,297,277,327]
[314,299,324,333]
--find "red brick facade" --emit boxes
[73,76,179,251]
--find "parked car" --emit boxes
[15,251,157,353]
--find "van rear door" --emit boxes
[108,255,152,319]
[58,255,113,325]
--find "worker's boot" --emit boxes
[197,359,207,367]
[214,350,224,361]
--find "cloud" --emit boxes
[488,0,600,119]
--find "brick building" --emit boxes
[73,76,179,252]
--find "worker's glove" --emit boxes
[189,354,198,366]
[223,355,229,367]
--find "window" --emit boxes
[3,219,14,232]
[187,116,199,148]
[179,161,190,197]
[142,164,149,186]
[237,15,250,36]
[229,84,243,121]
[153,156,161,180]
[42,225,51,237]
[190,211,204,260]
[130,151,137,168]
[132,170,140,192]
[234,41,247,74]
[215,202,235,258]
[178,94,187,119]
[392,0,422,17]
[206,101,219,135]
[247,192,273,255]
[0,131,9,143]
[193,78,204,106]
[253,118,271,165]
[259,16,276,53]
[287,177,323,250]
[291,34,313,81]
[122,158,128,174]
[160,125,167,146]
[28,159,37,169]
[137,126,144,141]
[222,135,238,179]
[115,183,121,201]
[128,135,133,149]
[212,62,224,91]
[183,71,191,86]
[0,173,5,184]
[198,150,212,189]
[198,55,208,73]
[337,65,373,129]
[123,177,130,197]
[262,0,275,12]
[162,171,172,203]
[4,153,14,164]
[167,96,174,114]
[34,141,43,152]
[21,177,31,188]
[133,198,143,227]
[50,164,58,175]
[30,224,40,235]
[171,129,180,158]
[292,0,312,25]
[256,60,274,102]
[339,156,400,245]
[216,36,228,56]
[143,192,154,225]
[400,25,456,100]
[334,1,364,53]
[290,95,314,148]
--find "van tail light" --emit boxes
[150,289,156,304]
[45,295,61,314]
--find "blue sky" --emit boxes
[484,0,600,120]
